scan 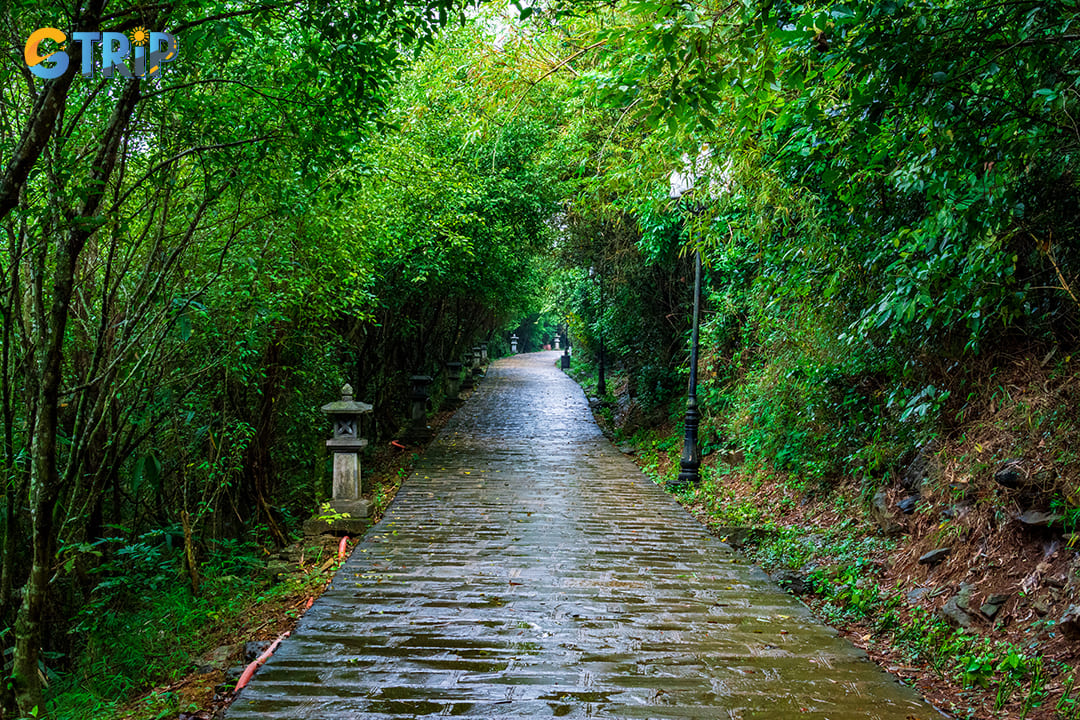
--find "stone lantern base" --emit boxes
[330,498,373,517]
[400,424,434,445]
[303,512,372,538]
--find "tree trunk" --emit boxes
[181,511,200,596]
[13,236,77,716]
[11,77,139,717]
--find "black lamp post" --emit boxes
[561,320,571,369]
[676,249,702,486]
[669,149,715,487]
[589,266,606,397]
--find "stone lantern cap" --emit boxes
[320,384,373,416]
[446,361,462,370]
[321,384,371,451]
[410,375,434,399]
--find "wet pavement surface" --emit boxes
[228,351,941,719]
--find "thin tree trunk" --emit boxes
[12,77,139,718]
[181,511,200,596]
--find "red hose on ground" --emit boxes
[234,631,290,692]
[338,535,349,560]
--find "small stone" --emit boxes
[244,640,271,662]
[938,585,977,629]
[1017,510,1064,529]
[994,460,1024,489]
[1047,575,1067,589]
[901,446,941,492]
[897,496,918,515]
[263,559,293,583]
[954,583,975,613]
[979,593,1009,620]
[980,602,1003,619]
[1059,605,1080,639]
[617,443,636,455]
[918,548,951,566]
[871,489,904,536]
[906,587,929,604]
[278,547,303,563]
[207,644,238,669]
[771,569,812,595]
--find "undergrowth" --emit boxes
[740,505,1076,718]
[47,537,335,720]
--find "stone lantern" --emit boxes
[510,334,519,353]
[480,342,489,364]
[471,346,484,382]
[460,352,475,391]
[553,335,561,350]
[409,375,433,423]
[403,374,434,443]
[320,384,373,517]
[445,361,463,402]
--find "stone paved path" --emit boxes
[228,351,941,719]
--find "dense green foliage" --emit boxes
[536,0,1079,484]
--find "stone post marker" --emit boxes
[480,342,489,364]
[320,384,373,518]
[471,346,484,383]
[445,361,463,401]
[460,352,475,391]
[510,334,519,353]
[410,375,433,423]
[554,336,561,350]
[404,374,435,443]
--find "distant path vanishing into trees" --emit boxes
[227,351,941,719]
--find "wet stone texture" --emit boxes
[228,351,941,720]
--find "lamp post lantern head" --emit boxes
[669,144,728,203]
[669,164,695,199]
